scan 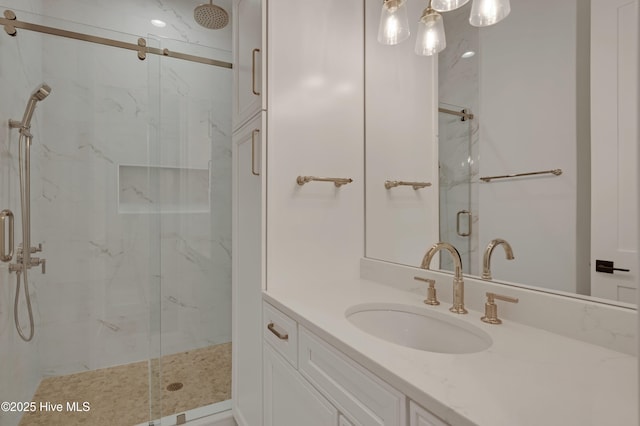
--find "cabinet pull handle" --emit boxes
[267,322,288,341]
[252,48,261,96]
[456,210,471,237]
[251,129,260,176]
[0,209,14,262]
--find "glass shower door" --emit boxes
[0,9,162,426]
[438,103,476,274]
[149,36,233,425]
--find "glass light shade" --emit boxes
[414,9,446,56]
[377,0,410,45]
[469,0,510,27]
[431,0,470,12]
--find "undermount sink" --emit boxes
[346,303,492,354]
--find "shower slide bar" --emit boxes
[1,9,232,69]
[480,168,563,182]
[438,107,474,121]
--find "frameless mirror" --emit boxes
[364,0,638,308]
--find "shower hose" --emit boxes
[14,132,35,342]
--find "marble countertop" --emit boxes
[263,279,638,426]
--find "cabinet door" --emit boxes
[233,0,264,131]
[264,344,339,426]
[409,401,448,426]
[232,114,264,426]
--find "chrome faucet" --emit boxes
[420,242,467,314]
[482,238,514,280]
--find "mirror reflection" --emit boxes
[365,0,638,307]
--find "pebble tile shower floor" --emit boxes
[18,343,231,426]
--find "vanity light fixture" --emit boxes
[377,0,411,45]
[469,0,510,27]
[414,3,446,56]
[431,0,470,12]
[377,0,510,56]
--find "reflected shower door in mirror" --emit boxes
[438,104,477,276]
[363,0,638,308]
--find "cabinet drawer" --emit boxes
[263,302,298,368]
[299,326,406,426]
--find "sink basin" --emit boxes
[346,303,492,354]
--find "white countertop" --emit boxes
[263,278,638,426]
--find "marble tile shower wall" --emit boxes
[0,0,232,388]
[439,6,480,275]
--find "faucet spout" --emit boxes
[420,242,467,314]
[482,238,514,280]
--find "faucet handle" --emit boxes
[481,292,519,325]
[415,276,440,306]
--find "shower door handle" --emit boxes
[456,210,471,237]
[0,209,14,262]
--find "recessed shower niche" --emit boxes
[118,164,211,214]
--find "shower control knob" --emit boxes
[40,258,46,274]
[30,243,43,253]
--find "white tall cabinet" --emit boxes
[232,113,264,426]
[232,0,264,131]
[232,0,266,422]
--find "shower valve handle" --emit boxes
[30,243,43,253]
[40,258,46,274]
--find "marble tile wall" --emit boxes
[0,2,232,420]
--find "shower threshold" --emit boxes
[135,400,232,426]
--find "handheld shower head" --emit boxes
[31,84,51,102]
[20,83,51,130]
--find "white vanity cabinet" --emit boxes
[262,301,449,426]
[410,401,448,426]
[232,113,265,426]
[263,344,338,426]
[232,0,264,131]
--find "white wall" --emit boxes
[0,3,232,419]
[266,0,364,292]
[477,0,582,292]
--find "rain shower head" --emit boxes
[194,0,229,29]
[20,83,51,130]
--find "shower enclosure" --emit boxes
[438,103,478,275]
[0,4,232,426]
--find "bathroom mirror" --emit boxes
[364,0,638,307]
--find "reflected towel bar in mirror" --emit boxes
[480,169,562,182]
[385,180,432,190]
[296,176,353,187]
